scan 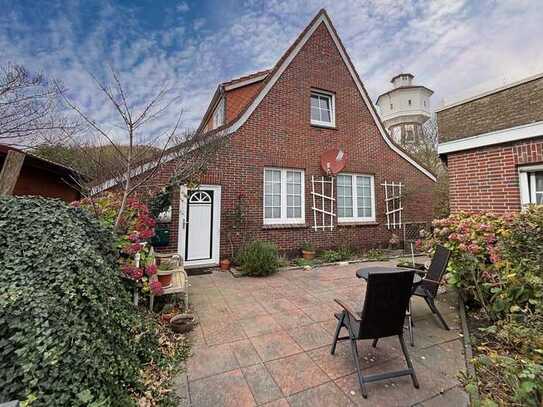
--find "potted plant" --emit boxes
[301,241,316,260]
[157,261,174,287]
[220,258,231,271]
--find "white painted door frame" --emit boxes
[178,184,221,268]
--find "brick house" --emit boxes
[437,73,543,214]
[97,10,436,268]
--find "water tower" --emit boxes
[376,73,433,147]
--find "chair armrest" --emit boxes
[334,299,361,322]
[422,278,441,286]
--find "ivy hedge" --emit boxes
[0,197,161,406]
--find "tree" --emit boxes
[0,64,76,148]
[405,116,449,218]
[57,67,225,230]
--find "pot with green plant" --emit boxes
[157,261,174,287]
[301,241,316,260]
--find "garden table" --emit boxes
[356,266,422,346]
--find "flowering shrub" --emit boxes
[420,212,509,309]
[421,207,543,317]
[74,192,163,295]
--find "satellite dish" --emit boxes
[320,148,348,176]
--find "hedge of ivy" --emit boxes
[0,197,160,406]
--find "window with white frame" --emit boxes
[519,167,543,206]
[212,97,225,129]
[336,174,375,222]
[310,91,335,127]
[263,168,305,224]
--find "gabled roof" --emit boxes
[0,144,82,180]
[196,69,270,134]
[95,9,436,192]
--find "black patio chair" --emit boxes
[331,269,419,398]
[411,245,451,330]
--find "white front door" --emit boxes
[179,185,221,268]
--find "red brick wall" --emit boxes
[122,23,435,259]
[225,81,264,123]
[447,137,543,214]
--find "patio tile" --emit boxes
[190,369,256,407]
[230,339,262,367]
[412,318,462,349]
[300,304,337,322]
[286,292,321,308]
[335,358,457,406]
[261,398,290,407]
[229,302,269,320]
[319,319,340,335]
[265,353,329,396]
[288,382,355,407]
[242,364,283,405]
[420,385,469,407]
[288,323,332,351]
[259,298,298,314]
[187,344,239,381]
[250,331,303,362]
[200,319,247,346]
[187,324,206,346]
[271,309,314,330]
[413,339,465,382]
[307,341,356,380]
[240,314,284,337]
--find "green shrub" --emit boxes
[492,205,543,315]
[422,208,543,317]
[293,258,313,267]
[320,248,353,263]
[467,314,543,406]
[365,248,385,261]
[0,197,161,406]
[420,212,509,311]
[300,241,314,251]
[237,240,279,276]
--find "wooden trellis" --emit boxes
[382,181,403,229]
[311,176,335,230]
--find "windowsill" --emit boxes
[310,122,337,130]
[262,223,308,230]
[337,221,379,226]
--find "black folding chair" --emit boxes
[331,269,419,398]
[412,245,451,330]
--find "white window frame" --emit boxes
[212,97,225,129]
[263,168,305,225]
[336,173,376,223]
[519,165,543,206]
[310,90,335,128]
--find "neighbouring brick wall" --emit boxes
[438,76,543,142]
[115,22,435,259]
[447,137,543,214]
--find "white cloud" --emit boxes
[1,0,542,143]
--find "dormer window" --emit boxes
[310,90,335,127]
[212,97,225,129]
[408,99,412,106]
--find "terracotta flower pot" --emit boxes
[220,259,231,271]
[157,270,173,287]
[302,250,316,260]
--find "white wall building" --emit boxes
[376,73,433,146]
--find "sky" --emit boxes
[1,0,543,140]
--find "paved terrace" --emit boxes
[175,261,468,407]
